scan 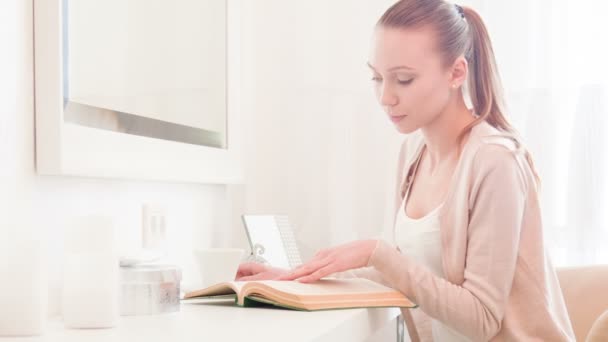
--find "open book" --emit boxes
[183,278,416,311]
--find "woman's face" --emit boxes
[368,26,455,134]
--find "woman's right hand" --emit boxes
[235,262,289,281]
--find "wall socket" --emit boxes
[142,204,167,254]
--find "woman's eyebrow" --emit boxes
[366,62,414,72]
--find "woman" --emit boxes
[236,1,575,340]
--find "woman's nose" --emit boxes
[378,84,398,107]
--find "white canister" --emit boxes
[62,215,118,328]
[0,236,47,336]
[120,264,182,316]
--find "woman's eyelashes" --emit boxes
[370,75,414,86]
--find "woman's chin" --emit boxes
[394,123,418,135]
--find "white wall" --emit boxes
[0,0,245,316]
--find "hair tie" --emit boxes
[454,4,465,19]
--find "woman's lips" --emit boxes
[390,115,407,123]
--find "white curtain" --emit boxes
[238,0,608,266]
[467,0,608,266]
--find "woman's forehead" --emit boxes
[369,27,440,71]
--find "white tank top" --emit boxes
[394,147,471,342]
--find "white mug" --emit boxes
[193,248,245,288]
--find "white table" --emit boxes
[1,299,402,342]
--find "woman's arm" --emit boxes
[370,145,527,341]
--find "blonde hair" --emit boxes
[378,0,541,187]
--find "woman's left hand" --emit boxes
[277,240,378,283]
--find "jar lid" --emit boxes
[120,264,182,284]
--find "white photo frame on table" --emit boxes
[33,0,243,184]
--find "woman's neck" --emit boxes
[420,96,477,169]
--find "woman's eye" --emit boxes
[398,79,414,85]
[371,76,382,82]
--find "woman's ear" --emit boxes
[449,56,468,88]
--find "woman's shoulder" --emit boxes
[468,121,526,164]
[466,121,531,191]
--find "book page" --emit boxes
[183,281,247,299]
[250,278,395,296]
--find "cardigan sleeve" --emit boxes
[368,144,528,341]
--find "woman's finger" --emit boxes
[238,271,274,281]
[297,263,340,283]
[293,253,325,271]
[278,257,332,281]
[235,262,268,279]
[314,248,332,258]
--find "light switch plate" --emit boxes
[142,204,167,252]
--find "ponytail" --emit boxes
[461,7,509,131]
[460,6,541,188]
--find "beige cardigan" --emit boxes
[354,121,575,341]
